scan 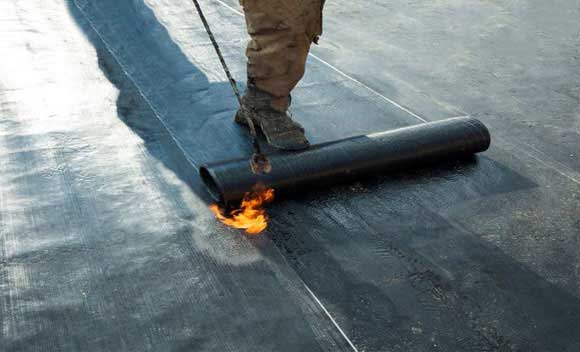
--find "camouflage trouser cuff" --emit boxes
[244,81,291,113]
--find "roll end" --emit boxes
[464,117,492,152]
[200,166,223,203]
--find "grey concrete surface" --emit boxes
[1,0,579,351]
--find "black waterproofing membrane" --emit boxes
[2,0,580,351]
[201,117,491,202]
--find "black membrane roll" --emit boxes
[200,117,491,203]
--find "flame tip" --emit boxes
[209,185,275,235]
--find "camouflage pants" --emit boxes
[240,0,324,111]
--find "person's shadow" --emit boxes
[67,0,257,204]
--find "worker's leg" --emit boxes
[242,0,322,111]
[241,0,323,111]
[236,0,323,151]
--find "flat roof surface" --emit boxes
[1,0,579,351]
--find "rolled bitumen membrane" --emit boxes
[201,116,491,203]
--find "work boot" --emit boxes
[235,86,309,151]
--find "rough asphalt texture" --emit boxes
[1,0,579,351]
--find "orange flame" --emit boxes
[209,185,275,235]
